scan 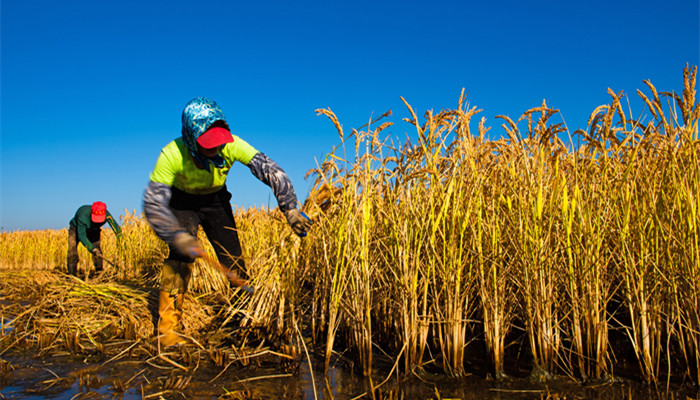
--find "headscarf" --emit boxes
[181,97,230,172]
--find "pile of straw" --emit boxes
[0,271,214,356]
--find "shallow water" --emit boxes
[0,317,12,336]
[1,347,697,400]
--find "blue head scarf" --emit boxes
[181,97,229,172]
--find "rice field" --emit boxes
[1,64,698,398]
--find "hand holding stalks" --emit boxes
[173,232,205,258]
[284,209,313,237]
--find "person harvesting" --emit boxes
[66,201,122,277]
[143,96,312,347]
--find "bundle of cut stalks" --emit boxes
[1,271,212,356]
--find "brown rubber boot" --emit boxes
[157,290,186,347]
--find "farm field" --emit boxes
[1,66,699,399]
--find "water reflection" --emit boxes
[0,350,697,399]
[0,316,13,335]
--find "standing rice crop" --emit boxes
[303,66,698,384]
[476,146,518,380]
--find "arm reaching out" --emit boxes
[143,181,185,246]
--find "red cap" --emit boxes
[197,126,234,149]
[91,201,107,223]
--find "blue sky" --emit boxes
[1,0,698,231]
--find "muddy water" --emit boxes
[1,347,697,400]
[0,302,697,399]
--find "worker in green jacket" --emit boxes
[66,201,122,277]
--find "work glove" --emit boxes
[173,232,205,258]
[283,208,313,237]
[92,248,102,257]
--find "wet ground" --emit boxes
[1,345,698,400]
[1,293,699,399]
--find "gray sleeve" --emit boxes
[247,152,298,212]
[143,181,184,245]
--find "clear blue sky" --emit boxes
[1,0,698,231]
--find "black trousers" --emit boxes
[167,186,246,276]
[66,225,103,275]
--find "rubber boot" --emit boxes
[157,290,186,347]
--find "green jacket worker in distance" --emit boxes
[143,96,312,347]
[67,201,122,277]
